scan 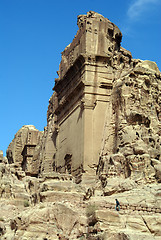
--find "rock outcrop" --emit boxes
[1,11,161,239]
[6,125,43,178]
[97,60,161,185]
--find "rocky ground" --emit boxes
[0,159,161,240]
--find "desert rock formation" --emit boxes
[6,125,43,178]
[1,11,161,240]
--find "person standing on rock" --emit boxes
[115,199,120,211]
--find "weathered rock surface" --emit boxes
[0,169,161,239]
[1,11,161,239]
[6,125,43,177]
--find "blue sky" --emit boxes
[0,0,161,155]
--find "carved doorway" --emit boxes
[64,154,72,174]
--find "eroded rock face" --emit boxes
[97,60,161,185]
[1,11,161,240]
[6,125,43,177]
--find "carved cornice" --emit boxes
[54,55,86,93]
[80,99,97,110]
[54,81,84,120]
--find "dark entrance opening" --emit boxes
[64,154,72,174]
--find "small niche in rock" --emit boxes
[136,132,139,137]
[135,114,142,123]
[125,163,131,178]
[10,220,17,231]
[127,113,150,128]
[108,28,114,38]
[0,226,5,236]
[156,154,160,160]
[125,81,133,87]
[120,57,123,64]
[149,137,155,147]
[129,72,136,78]
[108,47,112,52]
[145,79,150,88]
[109,157,114,165]
[52,159,56,171]
[88,217,98,227]
[15,172,20,180]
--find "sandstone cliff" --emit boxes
[0,11,161,240]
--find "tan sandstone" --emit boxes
[0,11,161,240]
